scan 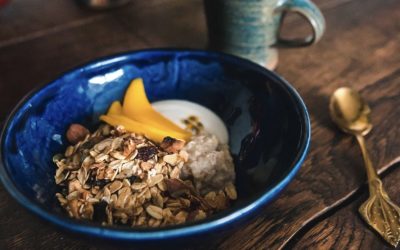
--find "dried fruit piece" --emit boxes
[137,146,158,161]
[160,137,186,153]
[164,178,192,198]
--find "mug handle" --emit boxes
[276,0,326,47]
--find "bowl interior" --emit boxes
[1,50,308,232]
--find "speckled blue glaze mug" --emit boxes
[204,0,325,69]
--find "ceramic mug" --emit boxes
[204,0,325,69]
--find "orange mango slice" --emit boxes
[122,78,190,137]
[100,114,190,142]
[101,78,192,143]
[107,101,123,115]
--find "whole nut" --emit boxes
[66,124,89,144]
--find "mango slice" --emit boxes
[107,101,123,115]
[100,114,190,142]
[101,78,192,143]
[122,78,190,137]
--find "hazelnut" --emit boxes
[66,124,89,144]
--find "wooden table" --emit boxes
[1,0,400,249]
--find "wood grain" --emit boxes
[289,163,400,250]
[0,0,205,122]
[0,0,400,249]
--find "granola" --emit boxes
[54,124,237,227]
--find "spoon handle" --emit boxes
[355,134,400,247]
[355,134,378,185]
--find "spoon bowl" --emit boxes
[329,87,372,136]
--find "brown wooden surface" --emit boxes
[289,163,400,250]
[1,0,400,249]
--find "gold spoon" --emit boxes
[329,87,400,247]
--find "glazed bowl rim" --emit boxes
[0,48,310,240]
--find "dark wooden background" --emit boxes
[1,0,400,249]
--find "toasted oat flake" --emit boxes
[147,174,164,187]
[146,205,163,220]
[54,124,236,228]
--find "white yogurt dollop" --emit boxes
[152,100,229,144]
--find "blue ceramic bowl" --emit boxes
[0,49,310,242]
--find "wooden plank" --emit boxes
[289,163,400,250]
[0,0,101,43]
